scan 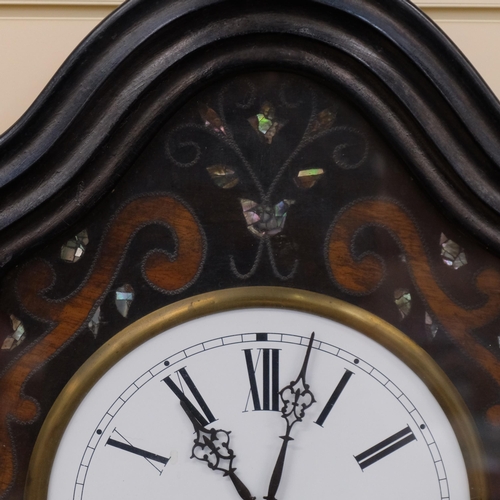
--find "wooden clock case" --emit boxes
[0,0,500,498]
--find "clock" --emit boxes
[2,0,500,499]
[26,287,485,500]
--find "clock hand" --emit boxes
[180,401,256,500]
[264,332,316,500]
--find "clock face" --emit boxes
[30,289,480,500]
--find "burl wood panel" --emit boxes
[327,199,500,425]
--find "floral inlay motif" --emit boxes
[165,74,369,279]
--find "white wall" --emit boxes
[0,0,499,134]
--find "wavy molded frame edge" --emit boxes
[1,0,500,270]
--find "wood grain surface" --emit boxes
[0,194,204,498]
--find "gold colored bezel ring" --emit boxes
[26,287,488,500]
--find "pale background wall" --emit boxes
[0,0,499,135]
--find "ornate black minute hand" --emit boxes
[264,332,316,500]
[180,401,255,500]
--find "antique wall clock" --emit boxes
[0,1,500,500]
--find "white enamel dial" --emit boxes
[45,306,471,500]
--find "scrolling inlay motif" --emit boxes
[0,194,204,498]
[326,199,500,425]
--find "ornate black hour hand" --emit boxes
[264,332,316,500]
[180,401,255,500]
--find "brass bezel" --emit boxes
[26,286,488,500]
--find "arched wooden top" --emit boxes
[1,0,500,269]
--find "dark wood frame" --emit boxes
[1,0,500,272]
[1,2,500,498]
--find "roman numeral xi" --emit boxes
[163,367,216,426]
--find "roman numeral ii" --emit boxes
[355,425,416,470]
